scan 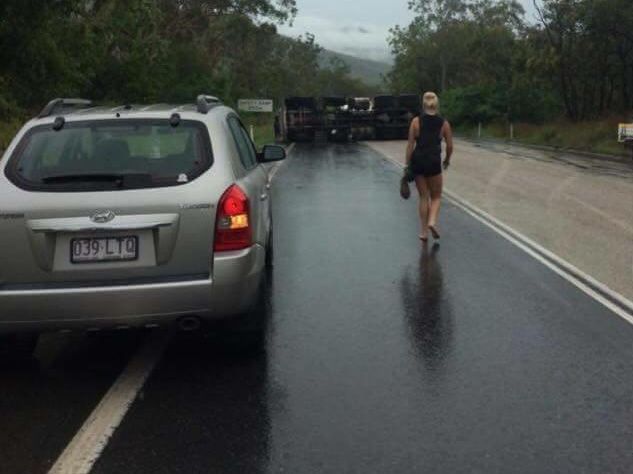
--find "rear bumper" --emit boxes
[0,245,265,333]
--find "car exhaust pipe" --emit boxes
[178,316,201,332]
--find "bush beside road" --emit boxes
[0,119,23,154]
[456,118,632,158]
[252,123,275,148]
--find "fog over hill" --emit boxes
[319,49,391,87]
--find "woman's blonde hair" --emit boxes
[422,92,439,115]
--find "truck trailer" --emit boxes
[321,96,351,142]
[284,97,320,142]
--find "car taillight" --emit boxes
[214,184,252,252]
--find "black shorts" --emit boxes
[410,154,442,177]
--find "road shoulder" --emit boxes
[364,139,633,303]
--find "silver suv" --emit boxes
[0,95,286,357]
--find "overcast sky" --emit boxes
[278,0,538,63]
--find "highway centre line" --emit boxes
[48,330,171,474]
[376,148,633,326]
[47,143,296,474]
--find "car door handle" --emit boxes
[260,193,269,201]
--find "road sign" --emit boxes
[617,123,633,142]
[238,99,274,113]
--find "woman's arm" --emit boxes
[443,121,453,169]
[405,118,418,167]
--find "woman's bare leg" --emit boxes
[427,174,443,229]
[414,176,430,238]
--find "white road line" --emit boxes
[377,150,633,326]
[445,192,633,325]
[48,330,171,474]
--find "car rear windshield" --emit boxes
[6,119,212,192]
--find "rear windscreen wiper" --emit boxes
[41,173,153,187]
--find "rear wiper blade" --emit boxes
[41,173,152,186]
[42,173,125,183]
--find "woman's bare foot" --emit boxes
[419,234,428,242]
[428,224,440,240]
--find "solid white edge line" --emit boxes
[376,149,633,326]
[48,330,171,474]
[445,194,633,326]
[444,189,633,314]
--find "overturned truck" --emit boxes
[374,94,419,140]
[283,94,421,143]
[283,97,320,142]
[321,97,351,142]
[348,97,374,141]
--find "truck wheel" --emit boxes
[0,333,39,364]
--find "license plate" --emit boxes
[71,236,138,264]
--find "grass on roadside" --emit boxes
[251,122,276,149]
[456,117,631,156]
[0,118,25,154]
[238,112,276,149]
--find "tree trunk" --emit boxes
[629,64,633,110]
[599,75,606,112]
[620,54,630,111]
[607,76,615,109]
[440,54,447,93]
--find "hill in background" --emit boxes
[319,50,391,88]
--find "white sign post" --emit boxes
[618,123,633,161]
[238,99,274,113]
[238,99,274,144]
[617,123,633,143]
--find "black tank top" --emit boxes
[415,114,445,159]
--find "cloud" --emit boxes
[279,15,392,62]
[340,25,371,34]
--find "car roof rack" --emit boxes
[38,98,94,118]
[196,94,222,114]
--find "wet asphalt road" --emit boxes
[2,143,633,474]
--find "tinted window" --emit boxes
[6,119,212,192]
[228,117,258,169]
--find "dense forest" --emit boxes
[388,0,633,125]
[0,0,370,121]
[1,0,632,152]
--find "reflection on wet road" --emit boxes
[2,143,632,474]
[400,243,454,381]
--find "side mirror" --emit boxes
[258,145,286,163]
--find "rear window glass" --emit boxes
[6,119,212,191]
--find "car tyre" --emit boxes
[213,273,270,354]
[265,226,274,271]
[0,333,39,365]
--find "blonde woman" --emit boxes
[405,92,453,241]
